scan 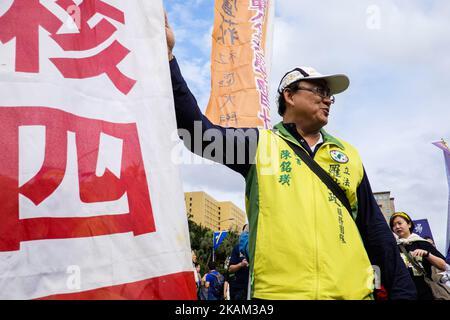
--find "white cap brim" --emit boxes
[278,68,350,95]
[298,74,350,95]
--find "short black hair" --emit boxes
[208,261,216,271]
[277,80,301,116]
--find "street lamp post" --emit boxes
[220,217,235,231]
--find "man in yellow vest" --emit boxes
[165,14,416,300]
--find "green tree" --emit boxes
[188,215,239,276]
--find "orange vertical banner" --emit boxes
[206,0,274,128]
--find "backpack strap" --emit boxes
[398,244,426,276]
[209,272,222,285]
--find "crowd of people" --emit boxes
[191,213,450,301]
[192,226,250,301]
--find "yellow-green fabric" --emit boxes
[245,123,374,300]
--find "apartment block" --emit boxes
[184,191,246,231]
[373,191,396,222]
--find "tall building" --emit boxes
[373,191,396,222]
[185,192,220,231]
[217,201,247,232]
[184,191,247,231]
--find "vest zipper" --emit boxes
[312,178,320,299]
[278,131,350,298]
[277,132,322,298]
[312,145,321,298]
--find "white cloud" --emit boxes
[274,0,450,70]
[178,59,211,109]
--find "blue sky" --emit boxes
[164,0,450,254]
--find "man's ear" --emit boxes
[283,89,295,107]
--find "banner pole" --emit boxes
[212,233,215,262]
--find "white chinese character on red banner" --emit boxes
[0,0,136,94]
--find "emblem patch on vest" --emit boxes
[330,150,349,163]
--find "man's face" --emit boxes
[284,79,332,131]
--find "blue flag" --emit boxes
[412,219,433,241]
[213,231,229,251]
[447,245,450,265]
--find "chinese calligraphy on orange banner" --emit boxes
[206,0,274,128]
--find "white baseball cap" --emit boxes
[278,67,350,95]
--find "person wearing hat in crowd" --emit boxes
[164,13,415,300]
[390,212,447,300]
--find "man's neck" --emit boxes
[298,129,321,147]
[283,121,322,147]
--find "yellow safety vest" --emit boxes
[245,123,374,299]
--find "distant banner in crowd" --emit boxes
[214,231,229,251]
[0,0,195,299]
[433,140,450,263]
[447,246,450,265]
[206,0,274,129]
[412,219,434,241]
